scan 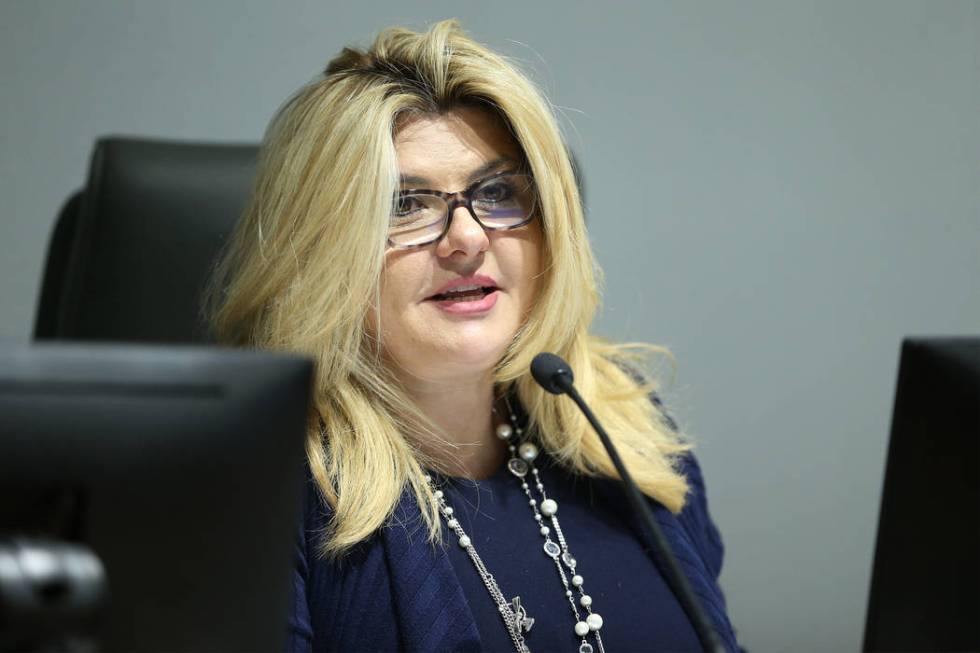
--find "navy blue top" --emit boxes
[438,451,702,651]
[287,449,739,652]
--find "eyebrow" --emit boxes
[398,156,524,188]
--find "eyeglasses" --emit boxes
[388,172,537,248]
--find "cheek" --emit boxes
[373,252,428,331]
[512,229,544,306]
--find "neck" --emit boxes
[399,370,505,479]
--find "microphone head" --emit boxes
[530,352,575,395]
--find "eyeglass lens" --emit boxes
[389,174,535,247]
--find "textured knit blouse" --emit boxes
[287,444,740,652]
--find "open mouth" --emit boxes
[428,284,498,303]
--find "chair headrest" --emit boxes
[58,137,259,343]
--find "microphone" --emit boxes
[530,352,725,653]
[529,352,574,395]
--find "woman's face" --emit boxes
[370,106,543,385]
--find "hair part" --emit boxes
[206,19,690,558]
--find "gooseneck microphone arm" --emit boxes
[530,353,725,653]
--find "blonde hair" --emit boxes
[207,19,691,557]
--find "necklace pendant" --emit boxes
[507,457,529,477]
[543,540,561,558]
[510,596,535,634]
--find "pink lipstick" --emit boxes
[426,275,500,315]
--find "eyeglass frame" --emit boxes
[387,171,537,249]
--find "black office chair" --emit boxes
[34,137,259,343]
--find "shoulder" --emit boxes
[288,471,400,652]
[674,452,725,578]
[296,470,392,597]
[646,392,724,578]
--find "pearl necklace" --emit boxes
[426,403,606,653]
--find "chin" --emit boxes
[387,309,524,382]
[445,341,511,374]
[404,338,512,382]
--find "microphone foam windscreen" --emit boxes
[530,352,574,395]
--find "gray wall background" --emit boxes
[2,1,978,650]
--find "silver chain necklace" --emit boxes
[425,401,606,653]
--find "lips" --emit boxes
[425,275,500,303]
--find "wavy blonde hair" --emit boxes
[207,19,691,557]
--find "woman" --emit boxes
[209,20,739,653]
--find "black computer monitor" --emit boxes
[0,344,313,651]
[864,337,980,652]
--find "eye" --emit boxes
[473,178,516,204]
[392,195,425,219]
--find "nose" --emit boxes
[435,205,490,259]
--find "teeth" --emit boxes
[444,284,482,294]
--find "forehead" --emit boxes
[393,107,523,184]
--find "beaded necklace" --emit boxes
[425,400,605,653]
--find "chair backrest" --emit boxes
[35,137,259,343]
